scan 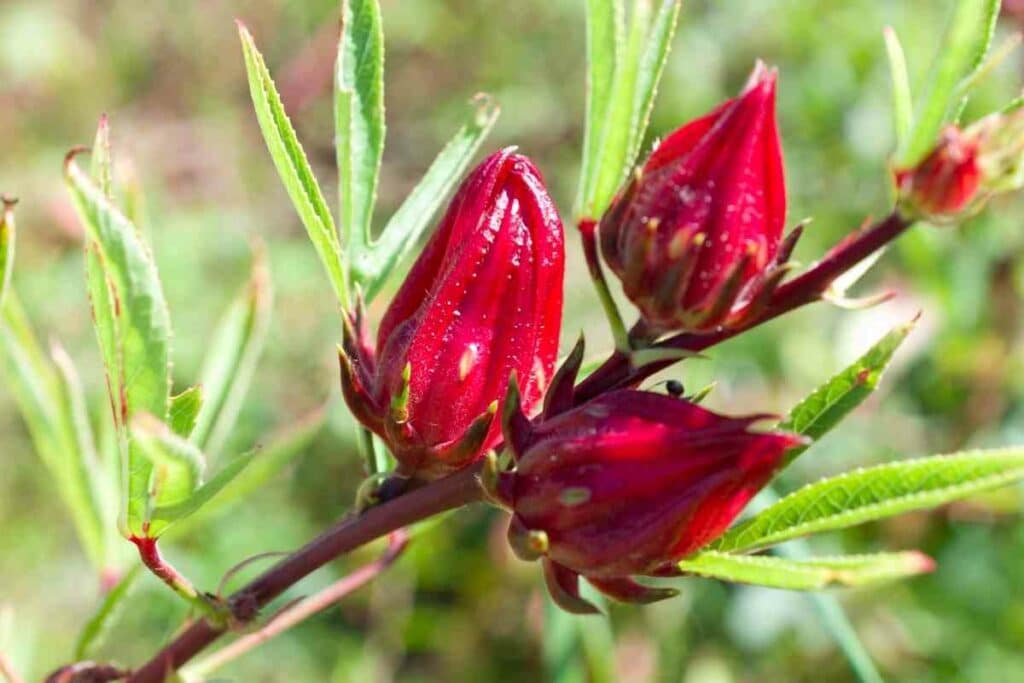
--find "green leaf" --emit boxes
[65,151,173,538]
[780,319,915,467]
[75,565,142,659]
[131,413,205,516]
[238,22,349,309]
[190,245,272,457]
[582,1,682,220]
[677,550,934,590]
[883,27,913,151]
[168,385,203,438]
[358,95,499,300]
[336,0,385,251]
[0,297,108,569]
[0,198,14,309]
[712,447,1024,553]
[625,0,681,180]
[574,0,623,221]
[169,408,325,533]
[150,449,256,532]
[900,0,999,166]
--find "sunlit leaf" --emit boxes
[359,95,499,300]
[677,550,934,590]
[170,407,325,533]
[336,0,385,250]
[169,385,203,439]
[132,413,205,516]
[883,27,913,151]
[238,21,349,309]
[0,297,107,568]
[190,245,272,457]
[74,565,142,659]
[779,319,915,467]
[65,150,172,538]
[150,450,256,533]
[574,0,623,220]
[713,447,1024,553]
[900,0,999,165]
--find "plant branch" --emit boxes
[182,531,409,681]
[574,210,913,402]
[125,464,484,683]
[129,537,224,623]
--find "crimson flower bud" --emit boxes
[489,349,802,612]
[600,62,792,334]
[895,126,981,221]
[340,148,565,480]
[896,110,1024,222]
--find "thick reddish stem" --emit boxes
[125,465,484,683]
[574,211,912,402]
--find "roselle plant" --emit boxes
[3,0,1024,681]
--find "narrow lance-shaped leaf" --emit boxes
[238,21,349,309]
[883,27,913,151]
[0,297,108,568]
[574,0,623,220]
[358,95,499,300]
[900,0,999,165]
[190,244,272,457]
[150,449,256,533]
[132,413,205,517]
[168,407,326,535]
[65,149,172,538]
[0,197,14,308]
[677,551,935,590]
[589,1,649,219]
[779,318,915,467]
[624,0,681,179]
[336,0,385,251]
[712,447,1024,553]
[74,565,142,659]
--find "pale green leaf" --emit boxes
[900,0,999,165]
[574,0,623,220]
[75,565,142,659]
[677,550,934,590]
[169,385,203,438]
[169,408,325,534]
[131,413,205,517]
[65,151,172,537]
[713,447,1024,553]
[190,246,272,457]
[780,319,915,467]
[0,296,107,568]
[883,27,913,151]
[336,0,385,250]
[238,22,349,309]
[150,450,256,532]
[625,0,681,178]
[359,95,499,300]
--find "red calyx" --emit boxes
[340,148,565,480]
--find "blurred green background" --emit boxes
[3,1,1024,681]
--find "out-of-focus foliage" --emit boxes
[2,1,1024,681]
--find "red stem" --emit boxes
[573,211,912,402]
[125,465,484,683]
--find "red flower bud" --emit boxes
[340,149,565,480]
[895,126,981,220]
[491,355,801,611]
[600,62,790,333]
